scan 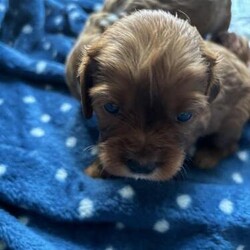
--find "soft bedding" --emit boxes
[0,0,250,249]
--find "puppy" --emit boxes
[101,0,231,37]
[216,32,250,67]
[66,10,250,181]
[66,0,232,99]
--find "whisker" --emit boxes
[181,165,188,178]
[185,154,194,166]
[83,145,96,152]
[176,9,191,23]
[99,164,106,176]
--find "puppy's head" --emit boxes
[78,10,221,181]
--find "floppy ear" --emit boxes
[78,54,98,119]
[203,47,221,103]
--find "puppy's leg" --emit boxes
[84,159,110,178]
[194,96,250,169]
[193,138,238,169]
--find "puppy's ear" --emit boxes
[203,47,221,103]
[78,53,98,119]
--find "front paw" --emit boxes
[84,160,110,179]
[193,148,221,169]
[193,144,238,169]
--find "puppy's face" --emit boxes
[78,11,221,181]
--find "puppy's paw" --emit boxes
[193,143,238,169]
[193,148,222,169]
[84,160,110,179]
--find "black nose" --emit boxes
[126,159,157,174]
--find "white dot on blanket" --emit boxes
[232,172,243,184]
[70,11,81,20]
[0,4,6,12]
[176,194,192,209]
[23,95,36,104]
[18,216,30,225]
[236,245,245,250]
[237,151,248,162]
[43,42,51,50]
[36,61,47,74]
[22,24,33,34]
[219,199,234,215]
[78,198,94,218]
[153,219,170,233]
[118,185,135,199]
[116,222,125,230]
[0,99,4,105]
[0,164,7,176]
[54,16,63,26]
[40,114,51,123]
[30,128,45,137]
[60,103,72,112]
[66,137,77,148]
[94,3,103,12]
[66,4,77,11]
[55,168,68,181]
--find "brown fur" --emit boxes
[66,0,231,100]
[216,32,250,68]
[102,0,231,37]
[66,9,250,181]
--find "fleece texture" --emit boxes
[0,0,250,249]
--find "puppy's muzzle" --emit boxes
[126,159,157,174]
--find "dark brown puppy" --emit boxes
[66,11,250,181]
[216,32,250,67]
[101,0,231,37]
[66,0,231,99]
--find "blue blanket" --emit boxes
[0,0,250,249]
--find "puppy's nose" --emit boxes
[126,159,157,174]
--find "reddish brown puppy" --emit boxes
[66,0,232,99]
[66,11,250,181]
[101,0,231,37]
[216,32,250,67]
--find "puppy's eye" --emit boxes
[104,103,120,115]
[176,112,192,122]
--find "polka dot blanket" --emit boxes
[0,0,250,249]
